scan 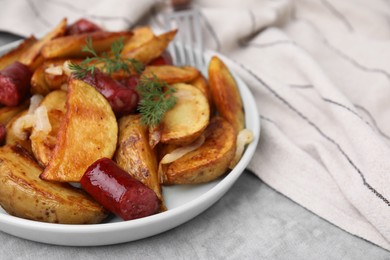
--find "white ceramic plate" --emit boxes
[0,42,260,246]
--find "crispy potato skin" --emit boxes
[19,18,67,70]
[41,31,133,59]
[141,65,200,84]
[0,145,107,224]
[160,83,210,146]
[115,115,163,203]
[121,26,155,54]
[0,36,37,70]
[40,78,118,182]
[30,90,67,167]
[122,30,177,65]
[162,116,236,185]
[208,56,244,133]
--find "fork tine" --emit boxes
[165,8,204,67]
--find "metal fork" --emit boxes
[164,0,204,68]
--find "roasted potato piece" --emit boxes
[160,83,210,145]
[30,63,51,95]
[208,56,244,133]
[5,110,32,154]
[122,30,177,65]
[189,74,213,110]
[40,78,118,182]
[0,145,107,224]
[30,90,66,167]
[161,117,236,184]
[0,36,37,70]
[115,115,163,204]
[19,18,67,69]
[41,31,133,59]
[121,26,155,53]
[141,65,200,84]
[0,102,28,125]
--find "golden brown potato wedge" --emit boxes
[30,63,51,95]
[161,116,236,185]
[0,36,37,70]
[189,73,213,111]
[0,145,107,224]
[5,110,33,154]
[121,26,155,54]
[141,65,200,84]
[41,31,133,59]
[0,102,29,125]
[122,30,177,65]
[19,18,67,69]
[115,115,163,203]
[160,83,210,145]
[40,78,118,182]
[208,56,244,133]
[30,90,67,167]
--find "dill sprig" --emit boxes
[69,37,144,79]
[136,74,177,127]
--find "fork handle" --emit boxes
[171,0,191,10]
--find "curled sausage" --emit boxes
[0,62,32,106]
[80,158,160,221]
[82,70,139,116]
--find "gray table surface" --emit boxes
[0,33,389,260]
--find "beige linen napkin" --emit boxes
[1,0,390,251]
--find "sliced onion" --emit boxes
[12,114,35,140]
[45,65,63,76]
[28,94,43,114]
[160,134,205,165]
[33,106,52,133]
[229,129,254,169]
[62,60,73,77]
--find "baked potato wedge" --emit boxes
[160,83,210,145]
[40,78,118,182]
[41,31,133,59]
[121,26,155,54]
[0,36,37,70]
[0,145,107,224]
[30,63,51,95]
[190,74,213,111]
[19,18,67,69]
[141,65,200,84]
[122,30,177,65]
[115,115,163,203]
[208,56,244,133]
[161,116,236,185]
[30,90,66,167]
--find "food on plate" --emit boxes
[0,17,253,223]
[0,145,107,224]
[0,36,37,70]
[0,62,32,106]
[40,78,118,182]
[30,90,66,167]
[160,116,236,185]
[208,56,245,133]
[122,30,177,65]
[159,83,210,145]
[115,114,163,204]
[141,65,199,84]
[19,18,67,70]
[80,158,160,221]
[42,31,133,59]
